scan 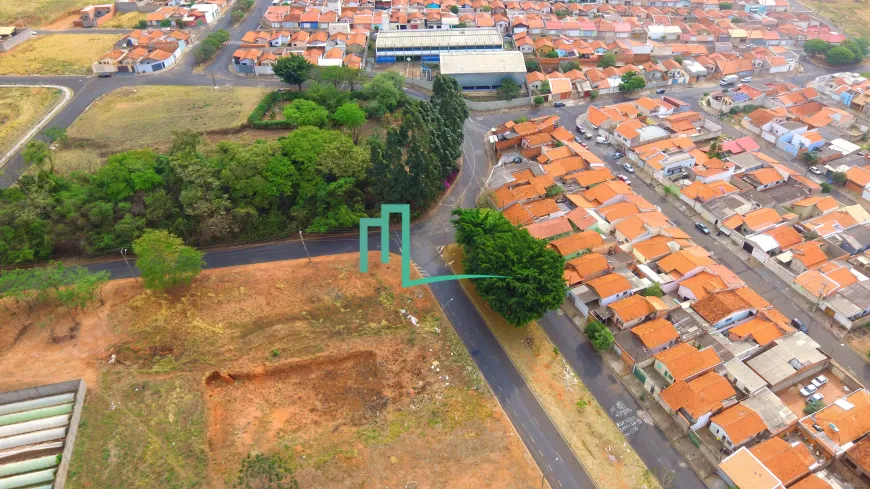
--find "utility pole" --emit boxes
[211,73,217,87]
[813,280,829,312]
[299,230,311,263]
[120,248,138,281]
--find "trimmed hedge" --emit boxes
[248,91,307,129]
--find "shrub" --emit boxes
[584,321,614,351]
[533,95,545,106]
[821,182,832,193]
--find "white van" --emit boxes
[596,136,608,144]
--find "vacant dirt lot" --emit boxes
[0,0,86,26]
[444,244,660,489]
[0,34,118,75]
[65,86,270,156]
[0,86,61,156]
[0,253,541,489]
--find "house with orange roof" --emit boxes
[656,246,715,283]
[660,371,738,431]
[844,166,870,194]
[524,216,575,242]
[597,199,657,225]
[609,294,673,330]
[631,235,682,264]
[799,389,870,456]
[791,196,840,219]
[580,180,634,208]
[710,403,768,450]
[691,289,757,330]
[787,240,837,274]
[800,209,862,239]
[564,252,611,286]
[613,211,674,244]
[650,342,722,389]
[718,447,783,489]
[568,168,614,189]
[548,230,611,259]
[585,273,635,306]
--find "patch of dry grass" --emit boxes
[444,244,660,489]
[808,0,870,39]
[0,34,118,75]
[0,0,86,26]
[67,85,271,154]
[99,11,146,28]
[0,86,61,155]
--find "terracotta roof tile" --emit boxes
[660,371,736,419]
[691,290,753,323]
[712,404,767,446]
[631,318,679,348]
[653,342,722,381]
[586,273,632,298]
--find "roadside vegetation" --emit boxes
[804,38,870,66]
[0,74,467,265]
[0,87,61,156]
[194,29,230,64]
[443,244,661,489]
[0,34,117,75]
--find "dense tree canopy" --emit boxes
[597,52,616,68]
[283,99,329,128]
[826,46,856,65]
[619,71,646,93]
[0,73,466,266]
[133,229,204,290]
[452,208,567,326]
[804,39,832,55]
[497,78,522,100]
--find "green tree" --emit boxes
[283,99,329,128]
[533,95,545,106]
[619,71,646,93]
[804,39,831,55]
[363,71,405,117]
[597,52,616,68]
[497,78,522,100]
[274,55,313,90]
[452,208,567,326]
[856,38,870,57]
[562,61,580,71]
[719,2,732,8]
[233,452,298,489]
[541,80,551,95]
[430,74,467,171]
[832,171,847,184]
[842,40,864,61]
[640,282,664,297]
[450,5,459,13]
[317,134,370,180]
[22,140,55,176]
[804,230,820,241]
[332,102,367,142]
[160,19,172,28]
[801,151,819,174]
[707,139,723,159]
[135,19,148,29]
[589,89,598,100]
[56,266,109,325]
[821,182,833,193]
[804,399,825,415]
[132,229,205,291]
[673,56,683,64]
[584,321,614,351]
[45,127,67,147]
[545,184,564,197]
[525,60,540,72]
[544,51,559,58]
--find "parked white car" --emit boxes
[807,393,824,403]
[800,384,818,397]
[812,375,828,388]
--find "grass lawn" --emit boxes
[66,85,272,155]
[444,244,661,489]
[99,11,146,28]
[0,253,542,489]
[0,86,61,156]
[0,0,87,26]
[0,34,118,75]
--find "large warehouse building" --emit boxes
[440,51,526,90]
[374,28,503,63]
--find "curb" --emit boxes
[0,84,73,169]
[441,250,603,489]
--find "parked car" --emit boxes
[741,76,753,83]
[622,163,634,173]
[791,317,808,333]
[612,152,624,159]
[747,43,756,48]
[807,393,824,403]
[575,136,583,143]
[585,133,593,140]
[97,72,112,78]
[596,136,609,144]
[812,375,828,388]
[580,142,588,148]
[809,166,822,175]
[618,174,631,185]
[695,222,710,234]
[800,384,818,397]
[554,101,566,107]
[655,88,666,94]
[578,127,586,134]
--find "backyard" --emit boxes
[0,0,86,26]
[0,253,543,489]
[0,33,118,75]
[61,85,271,163]
[443,244,660,489]
[0,86,61,156]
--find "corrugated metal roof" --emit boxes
[440,51,525,75]
[375,27,502,49]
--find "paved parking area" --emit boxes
[778,371,849,417]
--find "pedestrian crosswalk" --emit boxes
[225,40,243,45]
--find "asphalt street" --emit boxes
[2,3,869,486]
